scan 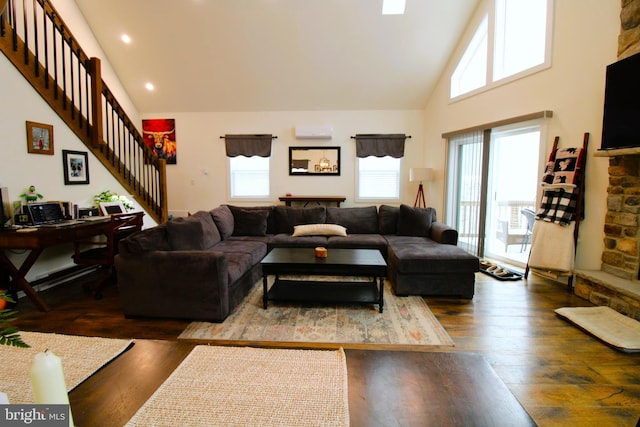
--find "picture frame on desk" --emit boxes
[99,201,125,215]
[62,150,90,185]
[26,121,54,155]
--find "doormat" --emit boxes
[555,306,640,352]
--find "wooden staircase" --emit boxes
[0,0,167,223]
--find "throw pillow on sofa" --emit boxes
[210,205,234,240]
[397,204,436,237]
[273,206,326,234]
[292,223,347,237]
[378,205,399,235]
[166,211,221,250]
[326,206,378,234]
[229,207,270,236]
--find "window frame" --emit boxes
[355,155,403,203]
[227,155,271,202]
[449,0,554,102]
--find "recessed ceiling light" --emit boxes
[121,34,131,44]
[145,82,154,91]
[382,0,405,15]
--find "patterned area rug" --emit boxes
[0,331,133,403]
[126,346,349,426]
[179,278,454,349]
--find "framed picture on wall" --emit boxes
[26,121,54,155]
[62,150,90,185]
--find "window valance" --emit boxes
[352,134,408,158]
[223,134,274,157]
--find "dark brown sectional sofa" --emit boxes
[115,204,479,322]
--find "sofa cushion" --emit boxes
[268,233,328,249]
[326,234,388,252]
[397,204,436,237]
[386,235,479,274]
[122,224,170,253]
[227,205,275,235]
[273,206,326,234]
[378,205,399,235]
[166,211,221,250]
[210,205,234,240]
[292,223,347,237]
[326,206,378,234]
[211,240,267,265]
[229,207,270,236]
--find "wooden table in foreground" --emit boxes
[278,195,346,207]
[69,340,535,427]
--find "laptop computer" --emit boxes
[26,202,81,227]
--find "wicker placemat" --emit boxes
[126,345,349,427]
[0,331,133,403]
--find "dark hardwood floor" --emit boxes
[10,268,640,426]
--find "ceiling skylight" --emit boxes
[382,0,405,15]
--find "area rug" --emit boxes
[0,331,133,403]
[555,306,640,352]
[179,278,454,350]
[125,345,349,427]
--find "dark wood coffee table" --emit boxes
[260,248,387,312]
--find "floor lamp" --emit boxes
[410,168,433,208]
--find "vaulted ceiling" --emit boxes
[74,0,479,113]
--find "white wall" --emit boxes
[0,0,144,281]
[422,0,620,270]
[146,110,425,217]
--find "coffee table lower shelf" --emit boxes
[264,278,384,313]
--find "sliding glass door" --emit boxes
[446,123,542,265]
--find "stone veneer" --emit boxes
[619,0,640,59]
[572,1,640,318]
[601,156,640,280]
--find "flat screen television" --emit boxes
[600,51,640,150]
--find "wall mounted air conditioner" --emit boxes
[294,125,333,139]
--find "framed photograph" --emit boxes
[62,150,90,185]
[99,201,125,215]
[26,121,54,155]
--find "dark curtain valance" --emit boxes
[224,134,273,157]
[354,134,407,158]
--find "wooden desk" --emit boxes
[68,341,535,426]
[0,219,111,311]
[278,195,346,207]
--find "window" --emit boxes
[229,156,269,198]
[493,0,548,81]
[451,15,488,98]
[357,156,401,200]
[450,0,552,99]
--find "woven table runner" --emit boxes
[126,345,349,426]
[0,331,133,403]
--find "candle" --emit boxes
[30,350,74,427]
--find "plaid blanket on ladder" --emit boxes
[536,146,583,225]
[536,187,578,225]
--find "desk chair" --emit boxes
[73,212,144,299]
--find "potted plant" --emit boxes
[93,190,134,211]
[0,290,29,348]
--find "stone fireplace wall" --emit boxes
[619,0,640,59]
[603,157,640,280]
[600,1,640,279]
[572,1,640,320]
